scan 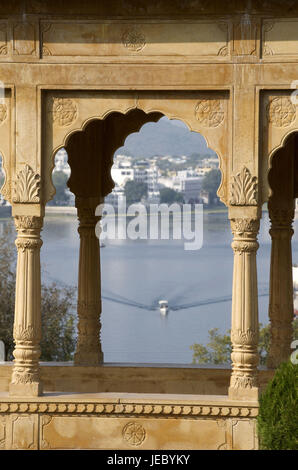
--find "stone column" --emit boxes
[267,203,295,368]
[9,215,43,397]
[228,217,260,401]
[74,196,103,365]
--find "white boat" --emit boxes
[293,265,298,292]
[159,300,168,315]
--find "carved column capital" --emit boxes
[230,218,260,254]
[14,215,43,231]
[75,196,102,232]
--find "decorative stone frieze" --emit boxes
[0,401,259,418]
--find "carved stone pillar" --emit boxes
[9,216,43,397]
[228,217,260,401]
[267,203,295,368]
[74,197,103,365]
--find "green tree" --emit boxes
[124,180,148,205]
[159,187,184,204]
[190,328,232,364]
[0,222,76,361]
[258,361,298,450]
[191,323,298,365]
[202,169,221,205]
[51,171,70,206]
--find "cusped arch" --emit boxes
[267,129,298,201]
[46,104,226,205]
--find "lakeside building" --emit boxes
[53,148,71,177]
[111,155,160,204]
[172,169,204,203]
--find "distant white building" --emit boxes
[173,170,204,203]
[54,148,71,177]
[104,184,126,209]
[111,156,160,202]
[111,167,135,187]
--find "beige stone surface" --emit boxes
[0,364,274,395]
[0,0,297,449]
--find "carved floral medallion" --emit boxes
[122,28,146,52]
[52,98,78,127]
[194,99,224,127]
[122,422,146,446]
[267,97,296,128]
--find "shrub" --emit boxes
[257,361,298,450]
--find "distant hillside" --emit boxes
[115,117,216,158]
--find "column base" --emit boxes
[228,385,259,401]
[74,351,104,366]
[9,381,43,397]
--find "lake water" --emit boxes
[2,210,298,364]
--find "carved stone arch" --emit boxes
[268,129,298,200]
[261,90,298,203]
[65,109,163,199]
[43,92,229,205]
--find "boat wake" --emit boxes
[101,287,270,313]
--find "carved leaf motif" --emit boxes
[229,167,258,206]
[13,165,40,203]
